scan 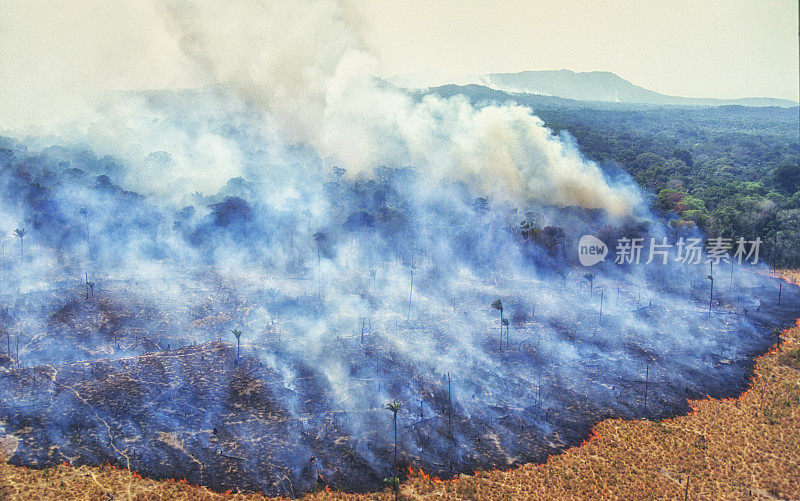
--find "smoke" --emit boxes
[1,0,637,213]
[0,0,797,496]
[156,0,637,215]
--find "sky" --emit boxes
[355,0,799,101]
[0,0,797,127]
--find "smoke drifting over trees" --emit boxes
[0,0,797,495]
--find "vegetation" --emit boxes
[431,86,800,267]
[385,400,402,501]
[544,105,800,267]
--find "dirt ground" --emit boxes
[1,270,799,500]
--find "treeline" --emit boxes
[532,104,799,267]
[427,86,800,266]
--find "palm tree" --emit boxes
[705,275,714,316]
[13,228,26,261]
[491,299,503,348]
[583,273,595,295]
[230,329,242,359]
[84,273,94,300]
[385,400,402,500]
[501,317,510,349]
[79,207,89,238]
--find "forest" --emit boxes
[428,84,800,266]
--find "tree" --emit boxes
[84,273,94,300]
[501,317,509,349]
[384,400,402,501]
[770,162,800,194]
[491,300,503,348]
[13,228,25,261]
[230,329,242,359]
[79,207,89,238]
[705,275,714,316]
[583,273,595,295]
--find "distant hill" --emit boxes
[394,69,797,108]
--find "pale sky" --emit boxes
[1,0,797,126]
[356,0,799,101]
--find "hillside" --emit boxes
[396,69,797,107]
[423,83,800,268]
[2,271,799,500]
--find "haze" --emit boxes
[0,0,797,129]
[357,0,799,102]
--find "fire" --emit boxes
[579,426,602,446]
[408,466,431,481]
[407,466,447,484]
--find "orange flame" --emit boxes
[409,466,432,481]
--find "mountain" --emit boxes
[393,69,797,108]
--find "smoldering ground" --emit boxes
[0,0,798,495]
[1,96,798,493]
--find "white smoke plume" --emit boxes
[156,0,638,215]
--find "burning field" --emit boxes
[0,1,798,498]
[0,218,798,496]
[2,288,799,500]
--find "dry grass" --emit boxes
[776,269,800,286]
[2,274,800,500]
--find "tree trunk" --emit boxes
[407,270,413,322]
[498,308,503,351]
[709,280,713,316]
[393,415,397,470]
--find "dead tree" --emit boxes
[384,400,402,501]
[491,299,503,349]
[230,329,242,360]
[13,228,25,262]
